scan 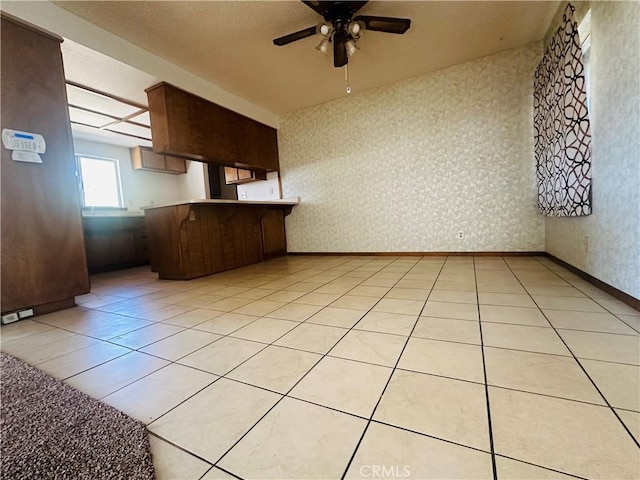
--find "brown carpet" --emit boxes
[1,353,155,480]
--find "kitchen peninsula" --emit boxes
[143,198,298,280]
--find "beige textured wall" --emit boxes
[545,1,640,299]
[279,43,544,254]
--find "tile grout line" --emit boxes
[183,256,423,473]
[80,255,636,464]
[26,302,639,369]
[214,256,407,382]
[473,256,498,480]
[56,257,368,402]
[20,315,640,416]
[493,452,588,480]
[206,256,433,475]
[339,256,448,480]
[30,258,365,439]
[13,256,633,477]
[146,431,215,471]
[143,255,375,430]
[535,259,640,335]
[505,257,640,449]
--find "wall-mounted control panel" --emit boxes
[2,128,46,163]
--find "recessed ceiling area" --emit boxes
[61,39,158,147]
[53,1,560,115]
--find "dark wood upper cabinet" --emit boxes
[241,117,279,172]
[146,82,279,172]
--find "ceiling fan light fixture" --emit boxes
[272,1,412,69]
[347,20,364,38]
[345,39,358,57]
[316,38,330,55]
[317,22,333,37]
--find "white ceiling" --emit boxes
[54,1,560,116]
[61,39,158,107]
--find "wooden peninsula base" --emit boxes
[143,199,298,280]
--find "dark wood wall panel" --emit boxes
[1,15,90,314]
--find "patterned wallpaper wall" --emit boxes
[279,43,544,253]
[545,1,640,299]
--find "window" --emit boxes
[76,155,123,208]
[578,9,591,112]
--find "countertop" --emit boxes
[141,197,300,210]
[81,211,145,218]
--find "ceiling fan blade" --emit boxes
[273,26,318,46]
[333,29,348,68]
[353,15,411,34]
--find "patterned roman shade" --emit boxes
[534,3,592,217]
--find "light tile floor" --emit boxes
[2,255,639,479]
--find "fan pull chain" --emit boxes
[345,64,351,94]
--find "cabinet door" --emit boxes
[240,118,265,171]
[84,234,112,268]
[141,148,166,170]
[261,125,280,172]
[210,105,240,164]
[109,233,138,264]
[234,207,263,266]
[237,168,253,181]
[261,209,286,257]
[242,119,279,172]
[165,155,187,173]
[224,167,239,184]
[219,207,242,270]
[145,206,191,278]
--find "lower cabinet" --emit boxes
[144,203,290,280]
[82,216,149,273]
[261,210,286,259]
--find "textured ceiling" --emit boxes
[54,1,560,116]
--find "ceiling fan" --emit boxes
[273,1,411,68]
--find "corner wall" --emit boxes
[279,43,544,253]
[545,1,640,299]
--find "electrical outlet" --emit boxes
[18,309,34,319]
[457,231,464,240]
[1,312,19,324]
[240,191,247,199]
